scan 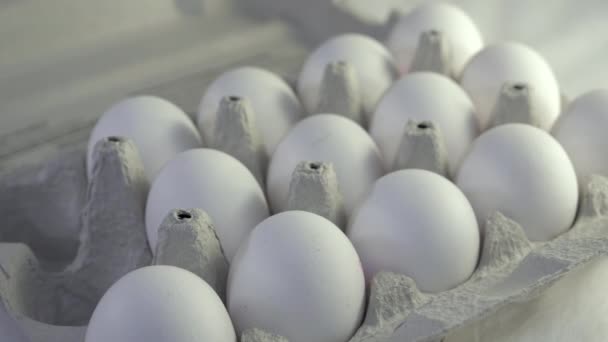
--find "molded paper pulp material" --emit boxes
[316,61,363,125]
[286,161,345,227]
[213,96,267,186]
[242,328,290,342]
[0,137,152,327]
[0,146,87,267]
[408,29,451,76]
[0,144,233,342]
[153,208,229,301]
[490,82,539,128]
[392,120,448,177]
[446,256,608,342]
[2,141,608,342]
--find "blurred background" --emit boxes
[0,0,606,172]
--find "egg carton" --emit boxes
[2,2,607,342]
[1,126,608,342]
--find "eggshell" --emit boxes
[145,148,269,261]
[386,2,483,78]
[266,114,385,217]
[297,34,398,122]
[456,124,578,241]
[227,211,365,342]
[553,89,608,185]
[347,169,479,292]
[85,265,236,342]
[198,67,303,156]
[87,96,202,181]
[460,42,561,131]
[369,72,479,176]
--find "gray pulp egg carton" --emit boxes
[3,129,608,342]
[2,1,608,342]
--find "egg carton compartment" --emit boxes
[2,1,608,342]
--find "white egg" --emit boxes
[347,169,479,292]
[85,265,236,342]
[553,89,608,185]
[297,34,398,122]
[386,2,483,78]
[145,148,269,261]
[266,114,385,217]
[227,211,365,342]
[87,96,202,181]
[198,67,303,156]
[370,72,479,176]
[456,124,578,241]
[460,42,561,131]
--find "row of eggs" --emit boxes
[84,3,608,342]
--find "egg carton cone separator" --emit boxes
[153,208,229,302]
[213,95,267,187]
[409,30,451,77]
[286,161,345,227]
[316,60,364,126]
[392,120,448,177]
[491,82,542,128]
